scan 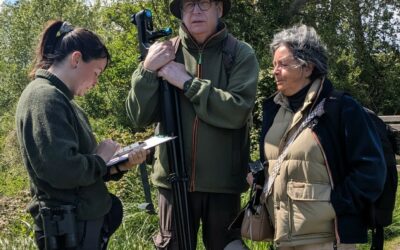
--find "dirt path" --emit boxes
[0,190,30,233]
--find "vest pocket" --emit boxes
[286,181,335,238]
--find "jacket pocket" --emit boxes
[287,181,335,237]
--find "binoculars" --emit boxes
[40,205,78,249]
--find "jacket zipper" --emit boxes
[197,50,203,78]
[185,26,225,191]
[311,130,341,244]
[190,116,200,191]
[189,50,203,192]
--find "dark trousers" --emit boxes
[35,194,123,250]
[153,188,242,250]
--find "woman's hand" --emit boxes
[246,172,263,190]
[117,148,148,171]
[246,172,254,186]
[95,139,120,163]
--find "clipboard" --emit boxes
[106,135,176,167]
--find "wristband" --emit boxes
[115,164,125,174]
[183,78,193,93]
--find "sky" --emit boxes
[0,0,95,11]
[1,0,11,5]
[0,0,10,10]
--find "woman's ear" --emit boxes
[304,63,315,78]
[70,51,82,69]
[217,2,223,18]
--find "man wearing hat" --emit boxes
[126,0,259,249]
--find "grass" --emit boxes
[358,182,400,250]
[1,172,399,249]
[0,121,399,249]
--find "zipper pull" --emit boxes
[309,118,319,129]
[197,50,203,78]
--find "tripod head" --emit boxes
[131,9,172,61]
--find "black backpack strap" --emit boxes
[371,226,384,250]
[171,36,181,54]
[222,33,238,77]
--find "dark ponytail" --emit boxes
[29,20,110,78]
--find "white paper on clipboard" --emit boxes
[106,135,176,167]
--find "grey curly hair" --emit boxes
[270,25,328,81]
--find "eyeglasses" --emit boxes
[182,0,214,13]
[271,57,303,71]
[272,62,302,71]
[267,58,303,77]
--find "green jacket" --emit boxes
[126,23,259,193]
[15,69,111,220]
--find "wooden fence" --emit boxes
[379,115,400,171]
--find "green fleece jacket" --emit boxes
[126,23,259,193]
[15,69,111,220]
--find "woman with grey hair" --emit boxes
[247,25,385,249]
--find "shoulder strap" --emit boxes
[222,33,238,76]
[263,99,327,196]
[171,36,181,54]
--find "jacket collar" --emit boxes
[273,77,334,113]
[179,21,228,50]
[35,69,74,100]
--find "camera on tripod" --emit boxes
[40,204,78,250]
[131,9,172,61]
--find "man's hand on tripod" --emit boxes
[143,41,175,71]
[158,61,192,90]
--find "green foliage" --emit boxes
[0,112,19,166]
[1,0,400,249]
[0,0,98,117]
[76,0,179,130]
[0,169,29,196]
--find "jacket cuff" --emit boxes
[139,63,158,83]
[93,154,108,177]
[184,77,201,98]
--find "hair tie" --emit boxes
[56,21,74,37]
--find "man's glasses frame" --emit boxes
[181,0,215,13]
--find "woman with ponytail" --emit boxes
[16,20,147,249]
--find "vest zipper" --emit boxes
[288,198,293,240]
[311,131,341,244]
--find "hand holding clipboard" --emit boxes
[106,135,176,167]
